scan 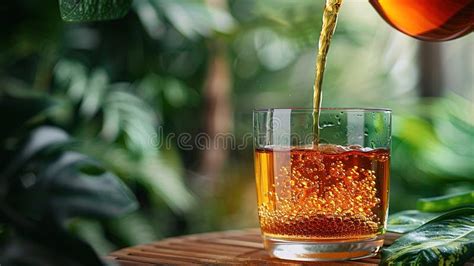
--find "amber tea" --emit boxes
[256,145,390,240]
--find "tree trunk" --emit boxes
[198,0,233,191]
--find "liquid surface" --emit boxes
[255,145,390,240]
[370,0,473,41]
[312,0,343,143]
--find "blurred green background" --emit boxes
[0,0,473,261]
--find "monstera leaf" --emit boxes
[6,127,138,222]
[0,126,138,265]
[16,152,138,223]
[59,0,133,22]
[382,208,474,266]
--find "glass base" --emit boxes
[263,235,383,261]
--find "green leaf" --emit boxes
[2,127,70,179]
[72,220,115,255]
[59,0,132,22]
[102,88,158,155]
[26,152,138,222]
[417,191,474,212]
[132,0,163,39]
[79,68,109,119]
[54,60,159,156]
[382,208,474,266]
[54,60,88,102]
[78,141,194,213]
[138,154,194,213]
[0,127,71,200]
[387,210,441,234]
[8,127,138,222]
[107,212,158,246]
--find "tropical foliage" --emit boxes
[385,207,474,265]
[0,0,472,265]
[0,91,137,265]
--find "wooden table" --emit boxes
[107,229,472,265]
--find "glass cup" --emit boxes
[253,108,391,261]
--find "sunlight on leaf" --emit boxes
[133,0,164,40]
[150,0,235,39]
[102,89,158,155]
[417,191,474,213]
[79,69,108,119]
[54,60,88,102]
[254,28,297,71]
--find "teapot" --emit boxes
[370,0,473,41]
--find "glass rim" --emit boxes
[253,107,392,113]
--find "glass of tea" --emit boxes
[253,108,391,261]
